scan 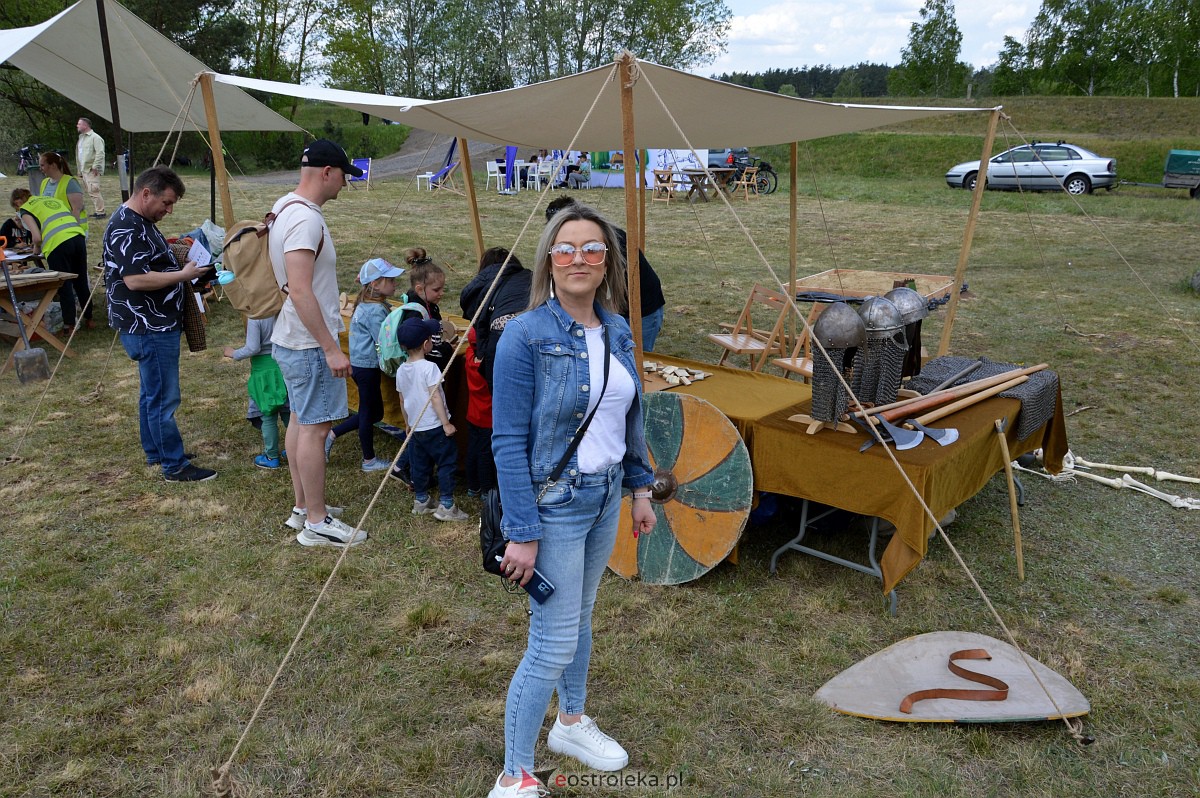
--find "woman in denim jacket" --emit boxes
[488,204,656,797]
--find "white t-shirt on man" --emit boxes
[268,192,344,350]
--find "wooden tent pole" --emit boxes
[198,73,234,228]
[789,141,799,342]
[638,149,647,255]
[938,106,1002,356]
[618,53,643,368]
[457,137,484,262]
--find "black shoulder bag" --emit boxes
[481,328,610,575]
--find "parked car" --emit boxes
[707,147,746,168]
[945,141,1117,195]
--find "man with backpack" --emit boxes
[268,139,367,548]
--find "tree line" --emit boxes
[720,0,1200,100]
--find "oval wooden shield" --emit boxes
[609,391,752,585]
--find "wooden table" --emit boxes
[681,168,735,202]
[786,268,955,302]
[0,268,74,374]
[642,354,1067,607]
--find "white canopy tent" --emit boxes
[0,0,299,133]
[214,62,982,149]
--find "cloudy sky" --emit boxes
[706,1,1039,75]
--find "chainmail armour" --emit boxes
[850,332,908,406]
[906,356,1059,440]
[810,347,852,422]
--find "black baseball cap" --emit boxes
[301,139,364,177]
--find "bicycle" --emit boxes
[730,152,779,195]
[13,144,46,177]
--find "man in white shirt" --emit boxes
[269,139,367,548]
[75,117,106,218]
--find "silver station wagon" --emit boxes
[945,142,1117,195]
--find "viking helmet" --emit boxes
[812,302,866,348]
[883,287,928,325]
[858,296,903,334]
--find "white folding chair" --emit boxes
[485,160,501,191]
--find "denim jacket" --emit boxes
[492,298,653,542]
[348,301,388,369]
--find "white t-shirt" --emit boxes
[268,192,344,350]
[577,325,635,474]
[396,357,447,433]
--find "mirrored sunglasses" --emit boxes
[549,241,607,266]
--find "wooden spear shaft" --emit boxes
[995,418,1025,581]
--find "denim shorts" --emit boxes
[272,344,348,425]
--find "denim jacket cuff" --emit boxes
[503,523,543,544]
[622,473,653,491]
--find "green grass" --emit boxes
[2,109,1200,797]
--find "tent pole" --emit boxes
[938,106,1002,356]
[618,53,643,365]
[198,73,235,228]
[458,138,484,263]
[789,141,799,340]
[638,149,647,255]
[95,0,128,203]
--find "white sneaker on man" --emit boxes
[296,516,367,548]
[546,715,628,771]
[284,505,344,531]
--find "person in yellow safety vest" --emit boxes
[11,188,94,332]
[38,151,86,224]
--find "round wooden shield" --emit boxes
[609,391,753,584]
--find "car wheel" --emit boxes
[964,171,978,191]
[1063,174,1092,195]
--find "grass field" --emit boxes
[1,106,1199,797]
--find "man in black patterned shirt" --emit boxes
[103,166,217,482]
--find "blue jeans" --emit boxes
[120,330,187,474]
[503,463,623,777]
[640,305,665,352]
[409,426,458,507]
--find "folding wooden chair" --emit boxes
[772,302,825,382]
[652,170,675,203]
[732,166,759,200]
[707,283,791,371]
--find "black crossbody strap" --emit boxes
[541,327,610,494]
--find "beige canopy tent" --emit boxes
[208,56,1000,354]
[0,0,299,133]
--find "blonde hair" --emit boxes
[352,280,390,311]
[529,203,626,313]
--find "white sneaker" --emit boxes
[412,497,435,515]
[361,457,391,472]
[433,503,468,522]
[486,773,547,798]
[547,715,628,771]
[296,516,368,548]
[284,505,344,531]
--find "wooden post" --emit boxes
[198,73,235,228]
[457,138,484,263]
[938,107,1001,356]
[788,141,799,342]
[618,53,643,371]
[994,418,1025,580]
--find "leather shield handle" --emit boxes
[912,375,1029,427]
[899,648,1010,714]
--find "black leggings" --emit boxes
[332,365,385,460]
[48,235,92,328]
